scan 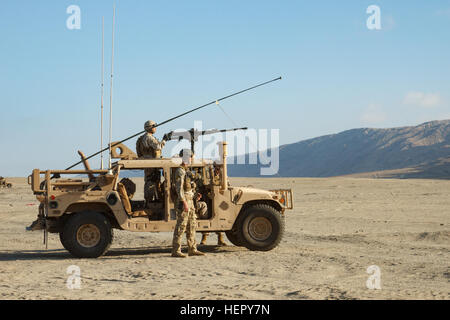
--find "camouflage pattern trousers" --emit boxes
[196,201,222,239]
[172,196,198,254]
[144,168,161,203]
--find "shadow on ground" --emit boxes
[0,245,243,261]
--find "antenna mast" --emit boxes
[62,76,282,171]
[100,16,105,170]
[108,5,115,171]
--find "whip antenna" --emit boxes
[100,16,105,170]
[108,5,115,171]
[63,76,282,171]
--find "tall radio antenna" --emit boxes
[100,16,105,170]
[108,5,115,171]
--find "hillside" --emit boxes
[228,120,450,178]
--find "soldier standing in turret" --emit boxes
[136,120,166,205]
[171,149,205,258]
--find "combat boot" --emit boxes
[171,251,187,258]
[217,233,227,246]
[188,249,206,256]
[200,233,208,245]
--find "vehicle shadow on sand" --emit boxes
[0,245,243,261]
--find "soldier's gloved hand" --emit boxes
[162,131,172,142]
[183,200,189,212]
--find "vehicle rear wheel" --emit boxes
[6,183,12,188]
[60,212,113,258]
[236,204,284,251]
[225,229,243,247]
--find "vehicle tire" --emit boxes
[6,184,12,188]
[225,229,243,247]
[236,204,284,251]
[60,212,113,258]
[59,231,70,251]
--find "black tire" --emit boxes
[236,204,284,251]
[6,184,11,188]
[225,229,243,247]
[59,231,70,251]
[60,212,113,258]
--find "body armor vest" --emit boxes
[136,135,156,158]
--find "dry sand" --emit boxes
[0,177,449,300]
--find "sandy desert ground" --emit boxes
[0,177,449,300]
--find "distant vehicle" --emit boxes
[0,177,12,188]
[27,142,293,258]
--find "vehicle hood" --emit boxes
[232,186,276,204]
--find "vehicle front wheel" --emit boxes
[236,204,284,251]
[60,212,113,258]
[6,184,12,188]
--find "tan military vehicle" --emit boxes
[0,177,12,188]
[27,142,293,258]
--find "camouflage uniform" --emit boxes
[212,170,221,185]
[196,201,208,218]
[197,203,226,246]
[171,165,205,257]
[188,169,208,217]
[136,131,164,203]
[136,132,164,159]
[198,168,227,246]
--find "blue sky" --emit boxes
[1,0,450,175]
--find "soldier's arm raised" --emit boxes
[143,134,163,151]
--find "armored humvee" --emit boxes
[0,177,12,188]
[27,142,293,258]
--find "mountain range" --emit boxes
[227,120,450,179]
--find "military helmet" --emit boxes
[144,120,156,132]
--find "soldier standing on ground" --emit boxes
[199,162,227,246]
[189,169,210,224]
[198,207,227,246]
[171,149,205,258]
[136,120,165,204]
